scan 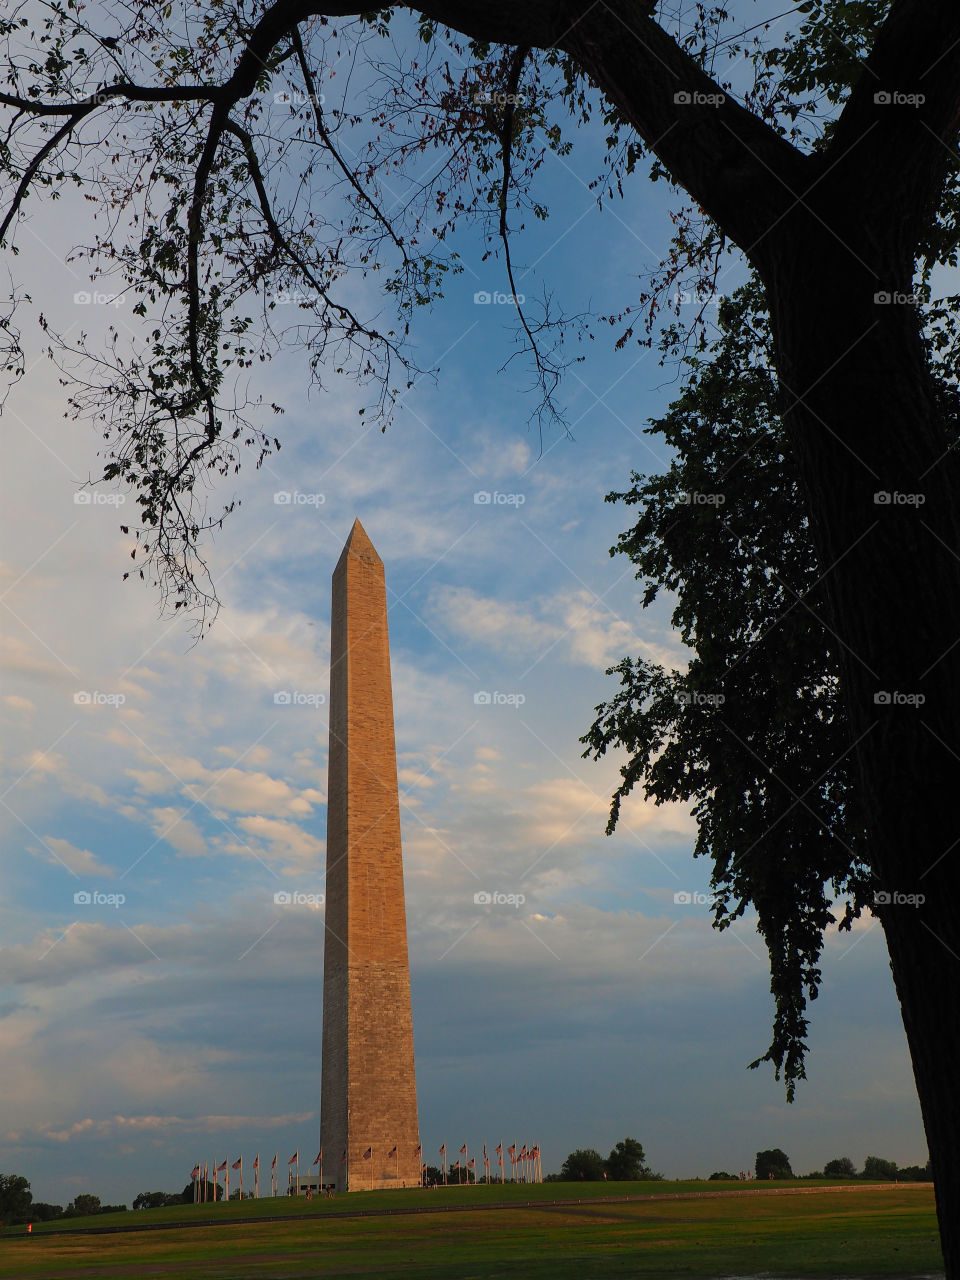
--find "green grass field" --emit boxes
[0,1181,942,1279]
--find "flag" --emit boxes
[190,1166,200,1180]
[313,1151,322,1166]
[415,1144,422,1158]
[232,1159,242,1171]
[508,1145,516,1157]
[439,1143,446,1155]
[217,1159,227,1172]
[271,1153,278,1170]
[460,1143,467,1155]
[483,1144,487,1159]
[362,1148,372,1160]
[452,1160,460,1170]
[468,1158,476,1168]
[253,1154,260,1170]
[519,1146,528,1159]
[531,1146,540,1158]
[341,1149,347,1164]
[288,1151,298,1165]
[388,1146,397,1158]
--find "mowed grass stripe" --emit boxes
[0,1187,942,1280]
[13,1179,930,1237]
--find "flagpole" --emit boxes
[225,1159,229,1203]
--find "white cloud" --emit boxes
[3,694,35,714]
[233,815,325,872]
[33,836,115,878]
[428,585,684,670]
[149,807,207,857]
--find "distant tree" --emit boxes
[708,1172,737,1181]
[64,1194,101,1217]
[606,1138,659,1181]
[824,1157,857,1178]
[862,1156,898,1180]
[0,1174,32,1224]
[559,1149,607,1182]
[898,1163,932,1183]
[755,1150,793,1180]
[98,1204,127,1214]
[29,1203,63,1221]
[422,1165,443,1187]
[133,1191,178,1210]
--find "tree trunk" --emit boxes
[764,226,960,1275]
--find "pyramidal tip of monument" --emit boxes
[339,516,382,566]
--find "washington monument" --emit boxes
[320,519,420,1191]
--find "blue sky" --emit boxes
[0,12,928,1207]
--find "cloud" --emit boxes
[25,1111,315,1144]
[3,694,35,714]
[233,815,325,872]
[148,808,207,857]
[428,585,684,670]
[0,634,76,684]
[33,836,115,878]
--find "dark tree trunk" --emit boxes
[762,218,960,1274]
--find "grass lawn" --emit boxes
[0,1182,941,1279]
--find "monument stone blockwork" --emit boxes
[320,519,420,1191]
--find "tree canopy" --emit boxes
[755,1148,793,1180]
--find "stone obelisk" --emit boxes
[320,519,420,1191]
